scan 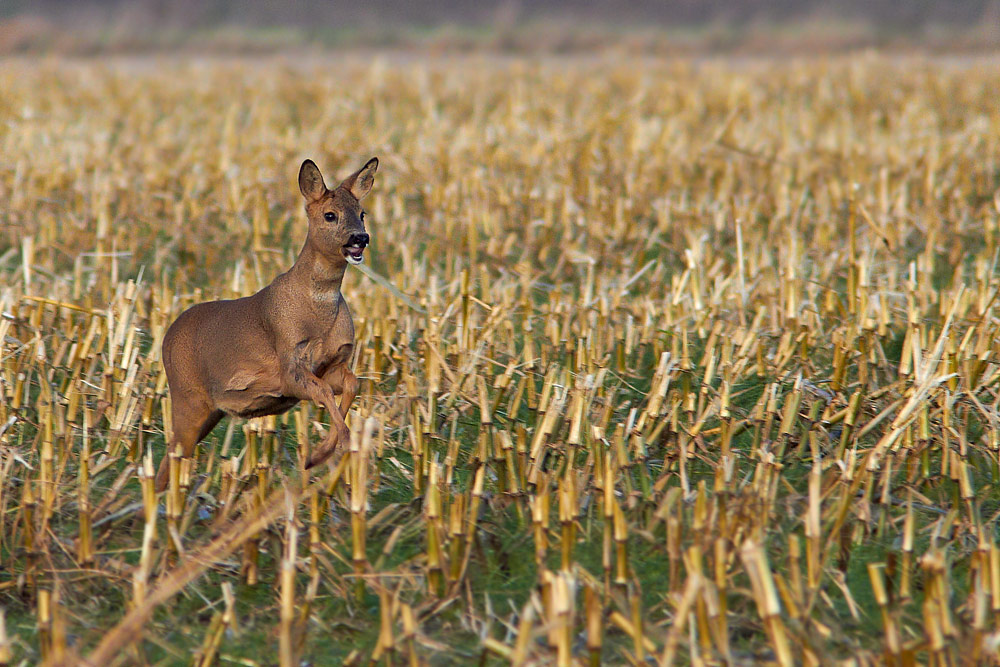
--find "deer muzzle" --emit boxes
[343,232,369,265]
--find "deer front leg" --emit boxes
[306,364,359,469]
[282,363,350,469]
[325,364,359,420]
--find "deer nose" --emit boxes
[348,233,369,248]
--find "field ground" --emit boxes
[2,54,1000,665]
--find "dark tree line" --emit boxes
[4,0,999,30]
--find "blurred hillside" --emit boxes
[2,0,1000,54]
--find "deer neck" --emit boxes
[290,234,347,297]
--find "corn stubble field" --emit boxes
[1,54,1000,665]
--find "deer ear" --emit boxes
[342,157,378,200]
[298,159,327,202]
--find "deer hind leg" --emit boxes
[305,364,360,469]
[155,397,223,492]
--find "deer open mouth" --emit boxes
[343,245,365,265]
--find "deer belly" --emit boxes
[227,395,300,419]
[216,369,298,418]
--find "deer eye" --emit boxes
[360,212,365,222]
[324,212,336,222]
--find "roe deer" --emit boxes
[154,157,378,492]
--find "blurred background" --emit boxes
[2,0,1000,55]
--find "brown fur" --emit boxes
[154,157,378,492]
